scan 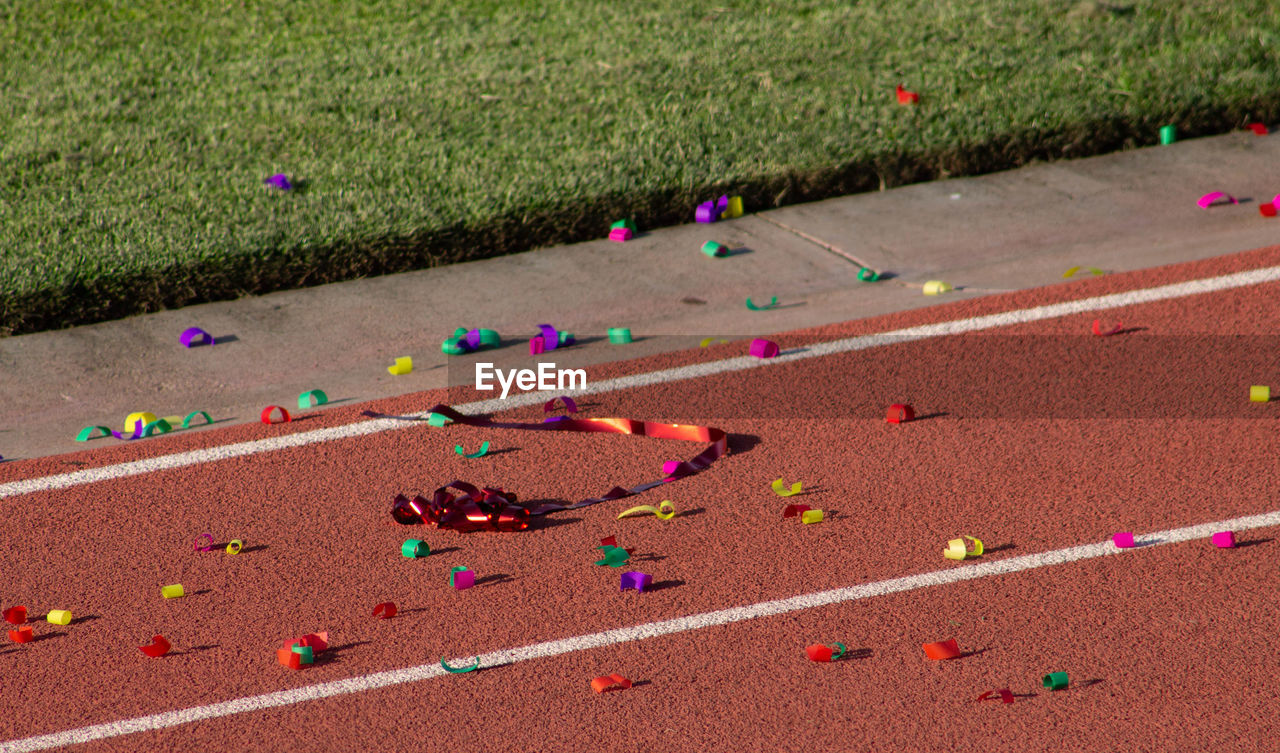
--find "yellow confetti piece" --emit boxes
[617,500,677,520]
[226,539,243,555]
[160,584,185,599]
[1250,385,1270,402]
[45,610,72,625]
[124,412,158,434]
[800,510,824,524]
[699,337,730,348]
[387,356,413,375]
[922,280,954,296]
[943,536,983,561]
[771,478,802,497]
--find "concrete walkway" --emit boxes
[2,129,1276,460]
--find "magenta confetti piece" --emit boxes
[1211,531,1236,548]
[1113,532,1135,548]
[543,396,578,413]
[608,227,633,242]
[193,533,214,552]
[179,327,213,348]
[530,336,545,355]
[1196,191,1237,209]
[620,572,652,592]
[265,174,293,191]
[749,339,779,358]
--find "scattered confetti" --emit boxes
[372,602,397,619]
[454,441,491,459]
[182,410,213,429]
[260,405,291,425]
[1247,122,1268,135]
[387,356,413,375]
[226,539,243,555]
[1159,125,1176,145]
[745,296,779,311]
[278,632,328,668]
[1196,191,1237,209]
[544,396,578,413]
[591,674,632,693]
[805,642,846,662]
[771,478,802,497]
[441,657,481,674]
[45,610,71,625]
[800,510,824,524]
[1042,671,1069,690]
[264,174,293,191]
[701,241,728,258]
[608,327,633,344]
[886,404,915,424]
[451,566,475,590]
[1092,319,1122,336]
[617,500,676,520]
[1249,385,1270,402]
[298,390,328,409]
[161,584,185,599]
[1112,532,1135,548]
[943,536,984,561]
[858,267,881,282]
[1211,531,1236,548]
[922,280,953,295]
[620,571,652,592]
[179,327,213,348]
[977,689,1015,704]
[193,533,215,552]
[138,635,171,657]
[401,539,430,558]
[749,338,779,358]
[1062,266,1104,278]
[782,504,810,518]
[9,626,33,643]
[391,483,530,532]
[923,639,962,660]
[895,84,919,104]
[4,606,27,625]
[443,327,502,355]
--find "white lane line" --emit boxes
[4,264,1279,500]
[4,507,1277,752]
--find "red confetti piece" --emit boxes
[372,602,397,619]
[1261,203,1276,218]
[599,536,617,548]
[260,405,291,425]
[3,605,28,625]
[885,404,915,424]
[923,639,962,660]
[1092,319,1122,336]
[782,504,811,518]
[591,674,632,693]
[896,84,919,105]
[9,626,33,644]
[1247,122,1268,135]
[139,635,171,657]
[277,647,304,669]
[977,688,1015,704]
[543,396,578,413]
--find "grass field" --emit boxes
[1,0,1277,336]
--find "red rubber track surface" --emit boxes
[2,245,1280,752]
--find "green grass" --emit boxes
[2,0,1278,335]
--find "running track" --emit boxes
[2,246,1280,752]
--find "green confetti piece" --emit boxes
[454,441,490,459]
[298,389,328,409]
[181,411,213,429]
[558,331,574,346]
[831,642,846,661]
[449,566,470,587]
[477,329,500,348]
[141,419,172,437]
[745,296,779,311]
[701,241,727,258]
[291,645,314,664]
[607,327,632,344]
[857,267,880,282]
[441,656,480,674]
[1042,671,1069,690]
[1159,124,1176,145]
[427,412,452,427]
[610,219,637,233]
[75,426,113,442]
[442,337,467,355]
[594,546,631,568]
[401,539,429,558]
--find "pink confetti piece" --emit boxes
[1196,191,1237,209]
[749,339,779,358]
[1112,532,1134,548]
[1211,531,1235,548]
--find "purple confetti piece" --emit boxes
[543,416,569,423]
[695,201,717,223]
[265,174,293,191]
[620,572,652,593]
[536,324,560,351]
[179,327,213,348]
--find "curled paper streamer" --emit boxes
[75,426,113,442]
[700,337,729,347]
[977,689,1015,704]
[264,174,292,191]
[179,327,213,348]
[943,536,983,561]
[805,642,847,662]
[4,606,28,624]
[620,571,652,592]
[895,84,919,104]
[886,404,915,424]
[591,674,632,693]
[441,657,481,674]
[182,410,213,429]
[47,610,73,626]
[745,296,779,311]
[922,280,953,295]
[372,602,397,619]
[544,396,578,413]
[750,339,779,359]
[1062,266,1105,279]
[771,478,802,497]
[922,639,962,660]
[226,539,243,555]
[1211,531,1236,548]
[387,356,413,375]
[782,504,810,518]
[1196,191,1238,209]
[1092,319,1122,336]
[617,500,676,520]
[1042,671,1069,690]
[138,635,171,657]
[451,566,475,590]
[1112,532,1135,548]
[8,626,33,643]
[141,419,173,437]
[800,510,824,524]
[1249,386,1270,402]
[401,539,429,558]
[858,267,880,282]
[702,241,728,258]
[161,584,185,599]
[608,227,633,242]
[298,390,328,408]
[193,533,215,552]
[260,405,291,425]
[454,441,491,459]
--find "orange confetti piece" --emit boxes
[591,674,633,693]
